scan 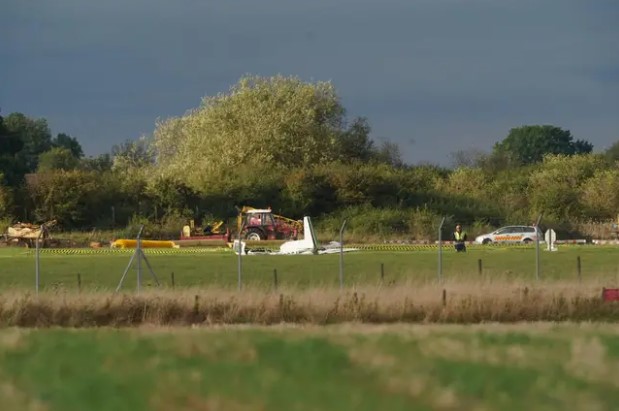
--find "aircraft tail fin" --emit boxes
[303,216,319,253]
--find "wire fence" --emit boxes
[15,219,619,294]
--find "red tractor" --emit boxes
[237,207,302,241]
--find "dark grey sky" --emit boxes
[2,0,618,164]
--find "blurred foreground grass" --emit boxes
[1,324,619,411]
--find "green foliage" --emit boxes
[408,206,443,240]
[579,168,619,218]
[435,167,488,200]
[604,140,619,163]
[317,206,410,239]
[53,133,84,158]
[0,173,11,219]
[374,140,404,168]
[527,154,605,219]
[153,75,345,187]
[26,170,100,226]
[449,148,487,168]
[112,138,154,172]
[152,75,400,191]
[38,147,80,172]
[282,165,338,216]
[0,115,25,186]
[329,163,401,208]
[2,106,617,239]
[484,166,533,222]
[145,176,199,217]
[494,125,593,166]
[336,117,375,163]
[120,212,189,239]
[81,154,113,172]
[3,112,53,172]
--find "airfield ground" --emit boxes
[1,324,619,411]
[0,245,618,290]
[1,245,619,410]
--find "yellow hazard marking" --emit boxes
[28,247,230,256]
[494,235,524,241]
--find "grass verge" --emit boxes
[1,282,618,327]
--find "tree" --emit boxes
[153,75,369,190]
[374,140,404,168]
[0,173,11,218]
[449,148,486,168]
[3,113,52,172]
[0,114,25,186]
[53,133,84,158]
[579,169,619,218]
[493,125,593,165]
[38,147,79,172]
[337,117,375,162]
[604,140,619,163]
[528,154,605,219]
[112,138,154,172]
[81,154,113,172]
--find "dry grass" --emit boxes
[1,279,618,327]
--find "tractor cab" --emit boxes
[237,207,302,241]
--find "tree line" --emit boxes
[1,75,618,239]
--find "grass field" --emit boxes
[1,245,619,290]
[1,324,619,411]
[2,247,619,410]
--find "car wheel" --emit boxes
[522,238,532,244]
[245,229,264,241]
[482,238,492,245]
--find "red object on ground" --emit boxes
[602,288,619,302]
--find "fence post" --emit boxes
[339,220,347,289]
[577,256,582,283]
[171,272,175,288]
[437,217,446,282]
[35,225,46,295]
[478,259,483,276]
[535,214,543,281]
[380,263,385,283]
[273,268,278,290]
[237,227,243,291]
[442,289,447,307]
[77,273,82,293]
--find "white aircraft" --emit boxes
[233,216,358,255]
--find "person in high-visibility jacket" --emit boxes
[453,224,467,252]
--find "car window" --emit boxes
[495,228,509,234]
[524,227,535,233]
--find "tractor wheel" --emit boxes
[245,229,264,241]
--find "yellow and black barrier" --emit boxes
[26,242,587,256]
[347,243,536,252]
[28,247,231,256]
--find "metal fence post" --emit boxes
[136,226,142,293]
[339,219,347,289]
[438,217,446,282]
[535,214,543,281]
[35,228,44,295]
[237,225,243,291]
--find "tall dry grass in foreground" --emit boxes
[1,280,618,327]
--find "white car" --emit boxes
[475,225,542,244]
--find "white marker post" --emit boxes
[545,229,557,252]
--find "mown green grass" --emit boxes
[1,245,618,290]
[1,324,619,411]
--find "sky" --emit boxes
[1,0,618,165]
